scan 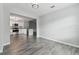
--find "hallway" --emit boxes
[1,34,79,55]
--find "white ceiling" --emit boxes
[25,3,77,16]
[8,3,77,17]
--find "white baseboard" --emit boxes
[40,36,79,48]
[3,42,10,47]
[0,42,10,53]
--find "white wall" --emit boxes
[0,4,4,53]
[2,4,10,46]
[39,4,79,46]
[0,4,11,53]
[0,4,10,53]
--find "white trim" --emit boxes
[0,42,10,53]
[0,47,3,53]
[40,36,79,48]
[3,42,10,47]
[0,50,3,53]
[10,9,37,19]
[37,17,40,38]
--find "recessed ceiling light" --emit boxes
[50,5,55,8]
[32,4,39,9]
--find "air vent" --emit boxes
[50,5,55,8]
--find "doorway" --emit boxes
[8,13,37,54]
[10,13,37,38]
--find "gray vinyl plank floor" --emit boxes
[1,34,79,55]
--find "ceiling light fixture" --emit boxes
[32,4,39,9]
